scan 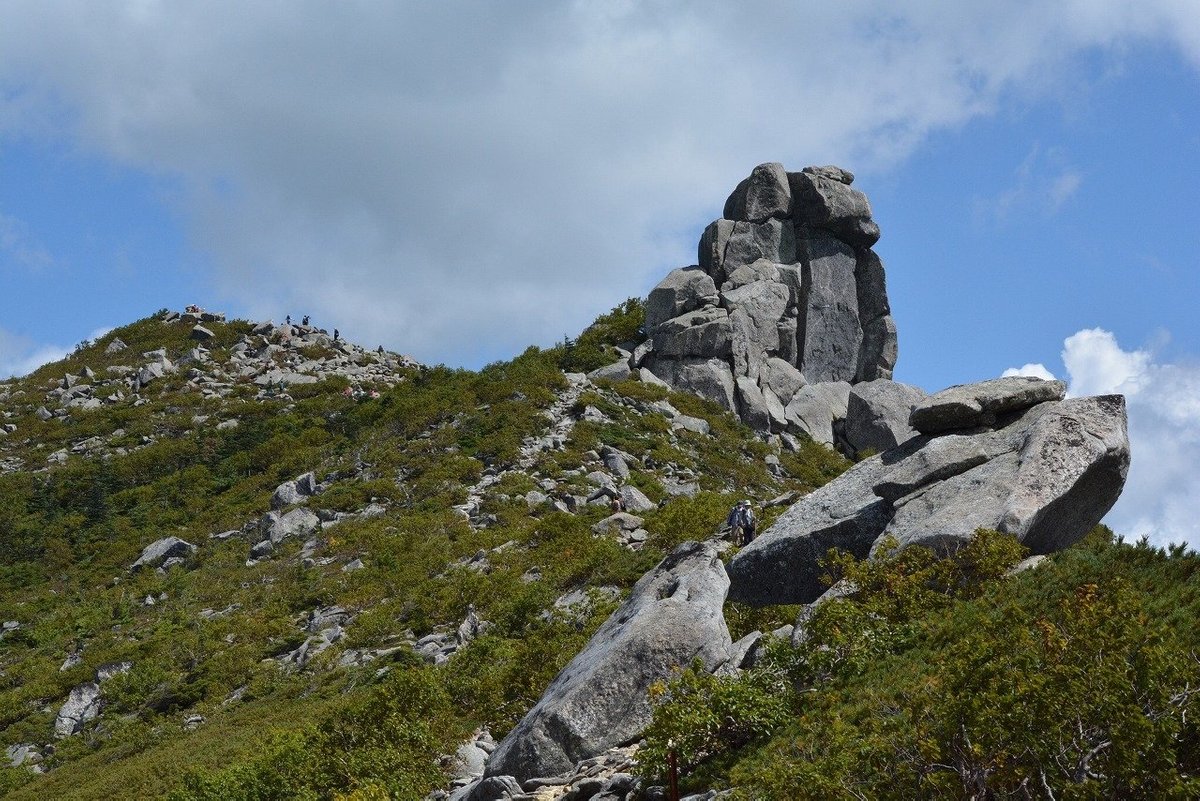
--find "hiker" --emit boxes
[285,314,291,325]
[333,328,340,342]
[302,315,310,326]
[740,500,757,545]
[726,500,757,546]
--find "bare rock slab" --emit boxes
[485,541,733,782]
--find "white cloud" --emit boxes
[0,3,1198,364]
[1002,363,1057,381]
[1056,328,1200,547]
[1061,328,1150,397]
[0,326,112,378]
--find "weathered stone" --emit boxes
[723,281,790,379]
[651,307,732,359]
[883,395,1129,554]
[723,162,792,223]
[191,324,215,340]
[645,267,719,333]
[762,357,806,406]
[674,358,736,411]
[790,168,880,247]
[735,376,772,432]
[619,485,656,514]
[262,507,321,544]
[731,393,1129,606]
[697,218,736,279]
[131,536,196,571]
[671,415,711,435]
[843,380,926,456]
[55,682,101,737]
[909,376,1067,434]
[722,219,796,277]
[727,448,907,606]
[798,237,861,383]
[485,541,733,781]
[587,360,634,382]
[784,381,851,446]
[637,367,669,388]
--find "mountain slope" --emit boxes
[0,303,846,798]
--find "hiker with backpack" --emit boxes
[727,500,757,546]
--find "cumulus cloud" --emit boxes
[1002,363,1057,381]
[1,2,1199,364]
[1019,328,1200,547]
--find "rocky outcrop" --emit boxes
[130,536,196,572]
[485,541,733,782]
[640,163,897,444]
[727,377,1130,606]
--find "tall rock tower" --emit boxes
[636,163,899,443]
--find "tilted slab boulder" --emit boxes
[485,541,733,782]
[728,378,1129,606]
[909,376,1067,434]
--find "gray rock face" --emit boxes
[789,167,880,247]
[262,507,321,544]
[728,384,1129,606]
[910,376,1067,434]
[270,472,319,510]
[55,682,101,737]
[644,162,895,432]
[485,541,734,782]
[131,536,196,571]
[645,268,719,333]
[785,381,851,446]
[843,380,926,456]
[723,162,792,223]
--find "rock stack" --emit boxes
[637,163,899,450]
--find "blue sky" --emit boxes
[1,2,1198,544]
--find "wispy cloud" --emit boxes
[975,144,1084,223]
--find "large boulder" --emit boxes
[485,541,734,782]
[842,380,926,456]
[882,395,1130,555]
[723,162,792,223]
[728,381,1130,606]
[130,536,196,571]
[789,167,880,247]
[54,682,101,737]
[645,268,719,333]
[784,381,852,446]
[797,237,861,384]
